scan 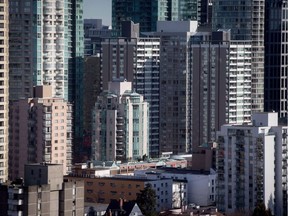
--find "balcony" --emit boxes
[8,199,23,205]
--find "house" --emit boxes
[105,199,143,216]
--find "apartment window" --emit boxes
[98,182,105,186]
[86,189,93,194]
[110,191,117,195]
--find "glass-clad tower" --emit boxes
[212,0,265,113]
[264,1,288,121]
[9,0,84,101]
[112,0,198,33]
[265,2,288,214]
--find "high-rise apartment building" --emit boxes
[217,112,288,215]
[9,0,84,101]
[92,80,149,161]
[0,163,84,216]
[188,31,234,150]
[9,0,84,156]
[264,1,288,122]
[0,0,9,184]
[112,0,198,33]
[9,86,72,180]
[156,21,196,154]
[155,22,253,154]
[212,0,265,113]
[101,25,161,157]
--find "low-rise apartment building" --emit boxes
[65,174,172,212]
[0,163,84,216]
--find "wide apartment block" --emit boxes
[92,80,149,161]
[153,21,254,155]
[0,0,9,183]
[65,174,172,212]
[9,86,72,180]
[135,167,216,207]
[0,163,84,216]
[217,112,288,215]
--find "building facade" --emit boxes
[155,22,254,155]
[101,35,161,157]
[112,0,199,33]
[9,0,84,101]
[9,86,72,179]
[0,0,9,184]
[156,21,196,154]
[84,19,117,56]
[264,0,288,122]
[65,174,172,212]
[212,0,265,113]
[134,167,217,207]
[92,81,149,161]
[0,164,84,216]
[217,112,288,215]
[9,0,84,156]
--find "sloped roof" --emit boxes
[105,199,143,216]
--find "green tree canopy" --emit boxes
[136,183,157,216]
[252,203,272,216]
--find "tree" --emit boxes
[136,183,157,216]
[252,203,272,216]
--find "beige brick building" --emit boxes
[9,86,72,179]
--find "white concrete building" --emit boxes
[217,112,288,215]
[227,42,252,124]
[92,80,149,161]
[134,167,216,207]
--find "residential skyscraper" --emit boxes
[0,0,8,184]
[92,80,149,161]
[264,1,288,122]
[9,86,73,180]
[154,21,253,155]
[112,0,199,33]
[9,0,84,101]
[101,24,161,157]
[155,21,197,154]
[212,0,265,113]
[9,0,84,158]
